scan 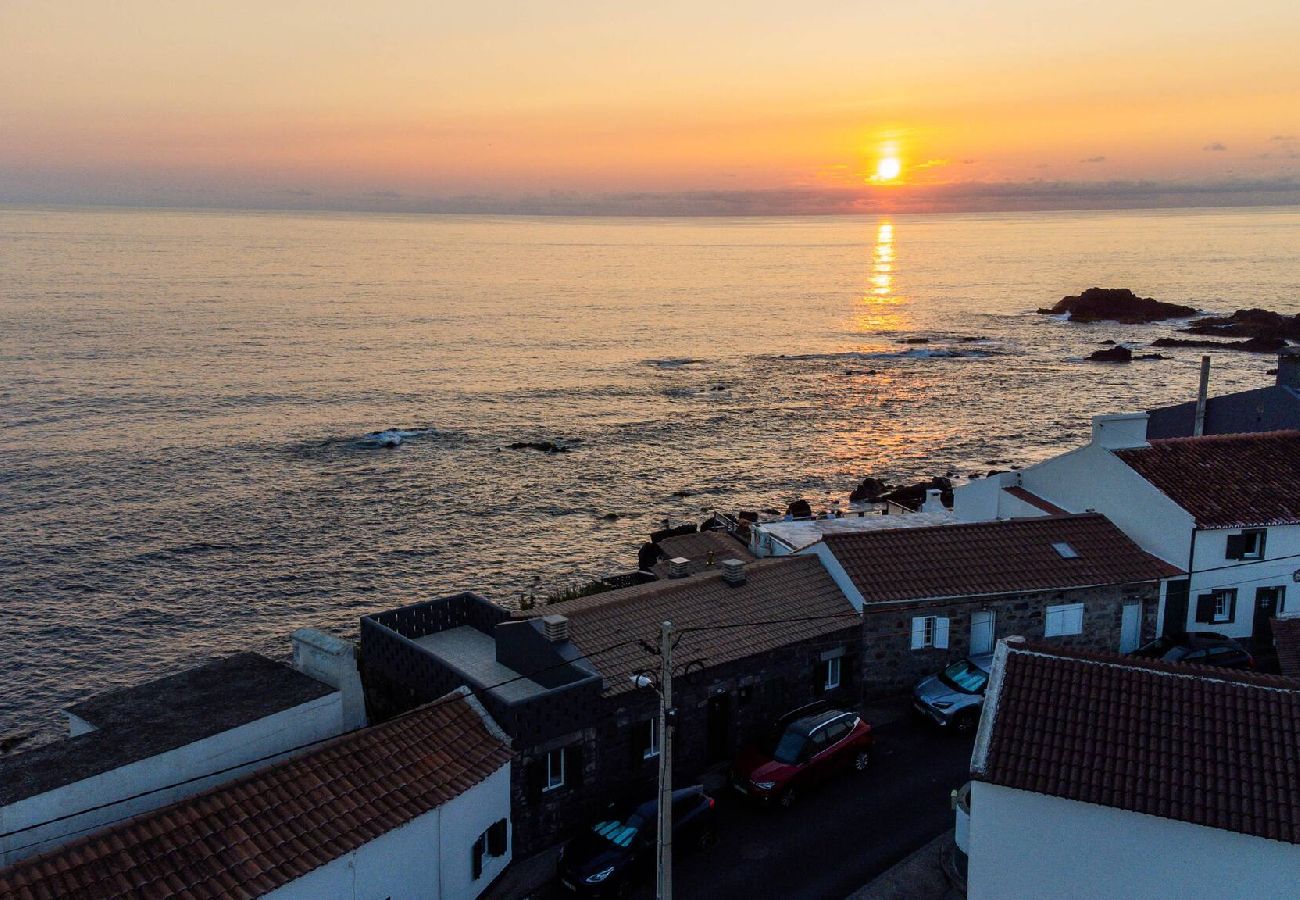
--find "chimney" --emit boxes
[721,558,747,586]
[541,614,570,643]
[1193,355,1210,437]
[922,489,945,514]
[292,628,367,731]
[667,557,690,578]
[1090,412,1149,450]
[1279,346,1300,390]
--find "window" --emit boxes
[1196,589,1237,625]
[643,717,660,759]
[472,819,509,879]
[1045,603,1084,637]
[1052,542,1079,559]
[1226,529,1266,560]
[911,616,950,650]
[823,656,842,691]
[824,715,853,743]
[544,747,566,792]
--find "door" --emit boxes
[705,692,732,765]
[1254,587,1284,646]
[1119,602,1142,653]
[1162,579,1190,637]
[970,610,995,655]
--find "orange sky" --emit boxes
[2,1,1298,213]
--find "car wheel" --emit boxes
[853,750,871,773]
[696,826,719,851]
[955,712,978,734]
[778,787,797,809]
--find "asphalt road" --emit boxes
[669,715,974,900]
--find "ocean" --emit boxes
[2,204,1298,740]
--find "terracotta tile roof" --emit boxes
[652,530,754,577]
[1001,486,1068,516]
[1274,617,1300,681]
[0,689,511,900]
[974,641,1300,844]
[524,556,857,696]
[822,514,1180,604]
[1113,430,1300,528]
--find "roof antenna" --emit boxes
[1193,355,1210,437]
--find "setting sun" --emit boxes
[874,157,902,181]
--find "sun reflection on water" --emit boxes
[850,219,908,334]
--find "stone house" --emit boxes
[800,513,1179,697]
[962,639,1300,899]
[357,555,859,853]
[956,418,1300,647]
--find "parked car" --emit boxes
[732,708,873,808]
[912,654,993,733]
[1130,632,1255,669]
[557,785,717,897]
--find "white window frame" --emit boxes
[911,616,950,650]
[1213,592,1233,624]
[643,717,660,759]
[1240,530,1265,560]
[543,747,566,792]
[824,656,842,690]
[1045,603,1085,637]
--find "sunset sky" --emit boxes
[2,1,1298,214]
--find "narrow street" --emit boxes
[670,715,974,899]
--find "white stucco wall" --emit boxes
[0,692,343,866]
[263,762,512,900]
[968,781,1300,900]
[1183,524,1300,638]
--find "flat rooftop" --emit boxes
[755,510,957,552]
[0,652,335,806]
[413,626,550,703]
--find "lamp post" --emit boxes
[632,619,675,900]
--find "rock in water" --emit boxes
[849,477,891,503]
[1180,308,1300,342]
[1037,288,1197,323]
[1152,336,1286,353]
[507,440,569,453]
[1087,345,1133,362]
[786,499,813,519]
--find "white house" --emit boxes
[0,632,362,867]
[955,416,1300,643]
[962,637,1300,900]
[0,687,513,899]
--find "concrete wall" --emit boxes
[0,693,343,866]
[265,764,512,900]
[861,583,1159,696]
[968,781,1300,900]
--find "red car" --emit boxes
[732,708,873,808]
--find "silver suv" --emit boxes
[912,654,993,733]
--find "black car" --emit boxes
[1130,632,1255,669]
[557,786,718,897]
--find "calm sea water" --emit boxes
[2,204,1298,739]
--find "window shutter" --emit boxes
[1225,535,1245,559]
[1195,594,1216,624]
[935,617,950,649]
[524,758,544,802]
[911,617,925,650]
[1227,591,1238,623]
[631,721,650,766]
[813,660,826,695]
[565,745,584,789]
[488,819,508,857]
[472,834,486,879]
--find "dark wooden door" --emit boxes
[705,692,732,764]
[1254,587,1284,646]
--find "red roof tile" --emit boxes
[823,514,1180,604]
[1114,430,1300,528]
[0,689,511,899]
[523,556,858,695]
[974,641,1300,844]
[1274,617,1300,681]
[1002,486,1068,516]
[652,531,755,577]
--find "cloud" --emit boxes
[1080,156,1107,163]
[1270,134,1296,142]
[960,159,977,165]
[368,190,402,199]
[280,188,315,196]
[1202,142,1227,151]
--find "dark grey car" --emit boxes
[912,653,994,733]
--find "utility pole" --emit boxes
[1194,355,1211,437]
[657,620,674,900]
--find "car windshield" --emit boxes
[939,659,988,694]
[589,814,645,848]
[770,726,808,764]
